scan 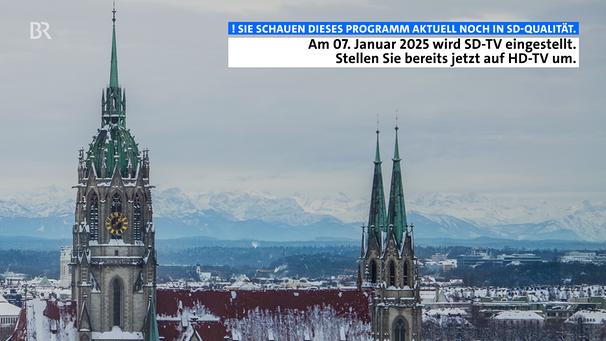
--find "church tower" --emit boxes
[72,8,159,341]
[358,126,422,341]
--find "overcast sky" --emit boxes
[0,0,604,207]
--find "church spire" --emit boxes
[110,4,118,89]
[387,125,407,246]
[102,3,126,128]
[368,128,387,244]
[88,4,138,179]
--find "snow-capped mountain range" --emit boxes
[0,186,604,242]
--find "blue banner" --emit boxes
[228,22,579,35]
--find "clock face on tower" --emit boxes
[105,211,128,235]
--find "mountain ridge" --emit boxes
[0,186,603,242]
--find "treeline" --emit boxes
[157,246,361,281]
[158,245,360,269]
[5,244,606,286]
[0,249,59,279]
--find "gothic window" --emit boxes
[389,260,396,287]
[89,193,99,240]
[133,272,144,293]
[111,193,122,213]
[134,195,142,241]
[393,317,408,341]
[370,260,377,283]
[403,261,409,286]
[112,278,122,326]
[111,193,122,240]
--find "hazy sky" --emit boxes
[0,0,604,206]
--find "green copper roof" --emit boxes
[368,130,387,243]
[85,8,139,178]
[387,126,407,246]
[86,126,139,178]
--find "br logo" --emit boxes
[30,22,52,39]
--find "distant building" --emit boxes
[419,287,460,309]
[1,272,27,286]
[195,264,213,282]
[566,310,606,340]
[59,246,72,288]
[457,250,542,267]
[431,254,447,262]
[543,303,580,322]
[456,248,493,267]
[0,295,20,326]
[559,251,606,263]
[1,289,22,308]
[497,253,542,265]
[441,260,457,272]
[224,276,261,290]
[493,310,545,325]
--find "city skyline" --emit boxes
[0,0,603,208]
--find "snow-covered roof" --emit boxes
[224,276,261,291]
[0,294,21,317]
[425,308,468,317]
[92,326,143,340]
[566,310,606,324]
[493,310,544,321]
[423,308,471,327]
[157,288,372,341]
[10,298,77,341]
[420,290,436,300]
[420,288,449,305]
[11,289,373,341]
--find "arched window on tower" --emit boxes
[89,194,99,240]
[389,260,396,287]
[134,195,142,241]
[370,259,377,284]
[111,193,122,213]
[403,261,409,286]
[112,278,122,327]
[111,193,122,240]
[393,316,408,341]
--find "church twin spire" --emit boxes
[366,124,408,250]
[359,120,422,340]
